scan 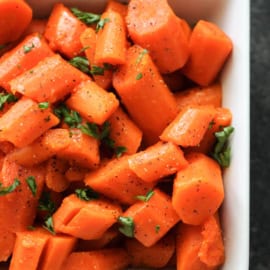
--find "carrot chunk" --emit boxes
[106,0,128,19]
[0,230,16,262]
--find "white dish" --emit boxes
[3,0,250,269]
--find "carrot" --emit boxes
[126,0,189,73]
[62,249,130,270]
[23,19,47,36]
[65,166,90,182]
[125,233,175,268]
[105,0,128,20]
[182,20,233,86]
[9,54,89,103]
[0,141,14,155]
[7,128,71,167]
[0,97,59,148]
[0,156,45,232]
[53,194,122,240]
[175,83,222,112]
[121,188,180,247]
[0,230,16,262]
[172,153,224,225]
[160,106,216,147]
[84,156,155,205]
[80,28,113,89]
[0,0,32,45]
[108,107,143,155]
[113,45,178,144]
[44,3,87,58]
[128,141,188,182]
[95,10,126,65]
[66,80,119,125]
[0,33,54,91]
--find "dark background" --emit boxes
[250,0,270,269]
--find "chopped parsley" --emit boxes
[0,93,17,110]
[91,65,105,75]
[23,43,35,53]
[118,216,134,238]
[136,49,148,64]
[136,72,143,80]
[96,18,110,32]
[155,224,160,233]
[69,56,91,74]
[71,7,101,25]
[0,179,20,196]
[38,101,50,110]
[44,216,55,234]
[115,146,127,158]
[136,190,155,202]
[26,176,37,197]
[75,187,99,201]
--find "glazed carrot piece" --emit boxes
[7,128,71,167]
[113,45,178,144]
[0,141,14,155]
[182,20,233,86]
[172,153,224,225]
[0,33,54,91]
[128,141,188,182]
[56,128,100,169]
[122,189,180,247]
[126,0,189,73]
[53,194,122,240]
[0,0,32,45]
[84,156,155,205]
[105,0,128,19]
[179,18,192,40]
[66,80,119,125]
[0,97,59,147]
[0,157,45,232]
[160,106,216,147]
[175,83,222,112]
[0,230,16,262]
[44,3,87,58]
[108,107,143,154]
[45,157,70,192]
[80,28,113,89]
[95,10,126,65]
[9,54,89,103]
[125,233,175,268]
[62,249,130,270]
[65,166,90,182]
[23,19,47,36]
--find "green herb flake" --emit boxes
[96,18,110,32]
[115,146,127,158]
[69,56,91,74]
[23,43,35,54]
[0,179,20,196]
[71,7,101,25]
[26,176,37,197]
[208,119,215,130]
[91,65,105,75]
[136,190,155,202]
[75,187,99,201]
[38,101,50,110]
[38,192,56,214]
[0,93,17,110]
[43,216,55,234]
[118,216,134,238]
[155,224,160,233]
[136,72,143,80]
[79,122,100,139]
[136,49,148,64]
[79,45,90,53]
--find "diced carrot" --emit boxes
[106,0,128,19]
[0,0,32,45]
[62,249,130,270]
[126,0,189,73]
[56,128,100,169]
[66,80,119,125]
[113,45,178,144]
[125,233,175,268]
[53,194,122,240]
[23,19,47,36]
[128,141,188,182]
[160,106,216,147]
[0,33,54,91]
[179,18,192,40]
[9,54,90,103]
[122,188,180,247]
[108,107,143,155]
[0,141,14,154]
[175,83,222,112]
[44,3,87,58]
[172,153,224,225]
[45,157,70,192]
[182,20,233,86]
[0,97,59,147]
[65,166,90,182]
[0,230,16,262]
[95,10,126,65]
[84,156,155,205]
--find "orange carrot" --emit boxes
[0,0,32,45]
[113,45,178,144]
[126,0,189,73]
[65,166,90,182]
[84,156,155,205]
[182,20,233,86]
[128,141,188,182]
[125,233,175,268]
[122,188,180,247]
[53,194,122,240]
[0,97,59,147]
[172,153,224,225]
[106,0,128,19]
[62,249,130,270]
[0,230,16,262]
[108,107,143,155]
[0,33,54,91]
[95,10,126,65]
[66,80,119,125]
[175,83,222,112]
[9,54,90,103]
[160,106,216,147]
[44,3,87,58]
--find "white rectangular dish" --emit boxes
[2,0,250,269]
